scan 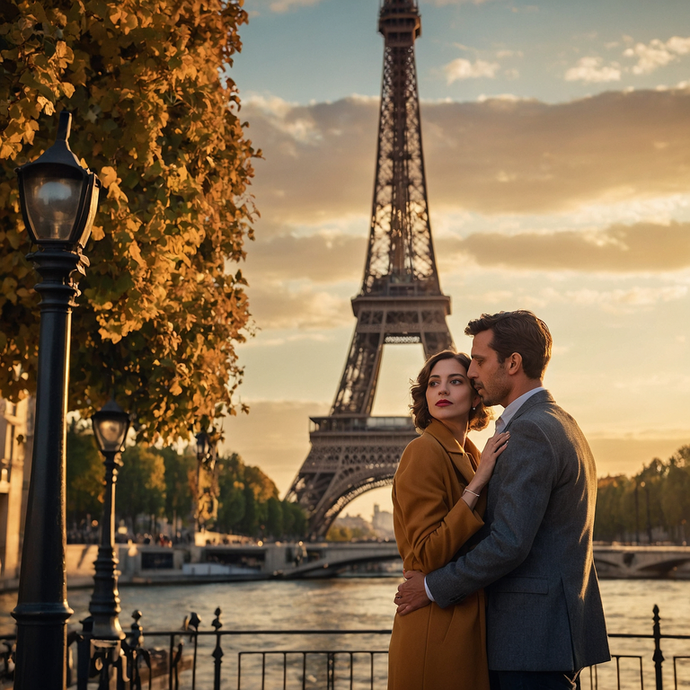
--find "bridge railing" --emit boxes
[0,605,688,688]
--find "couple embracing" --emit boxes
[388,310,611,690]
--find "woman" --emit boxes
[387,350,509,690]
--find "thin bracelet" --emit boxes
[463,487,480,498]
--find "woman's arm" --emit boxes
[460,432,509,511]
[395,433,508,573]
[394,444,480,573]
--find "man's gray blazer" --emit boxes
[426,390,611,672]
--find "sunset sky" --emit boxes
[220,0,690,520]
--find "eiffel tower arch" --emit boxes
[286,0,454,540]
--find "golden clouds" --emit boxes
[245,88,690,222]
[245,95,378,226]
[437,222,690,272]
[247,281,351,330]
[248,233,365,282]
[242,89,690,288]
[423,89,690,214]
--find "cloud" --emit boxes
[247,282,351,330]
[427,0,493,5]
[565,286,687,309]
[436,222,690,272]
[444,58,500,83]
[243,88,690,221]
[565,57,621,83]
[459,283,688,315]
[268,0,321,13]
[247,233,365,283]
[624,36,690,75]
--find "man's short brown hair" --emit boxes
[464,310,552,380]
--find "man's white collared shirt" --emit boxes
[494,386,545,434]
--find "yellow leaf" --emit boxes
[99,166,119,188]
[128,241,147,268]
[91,224,105,241]
[36,95,55,115]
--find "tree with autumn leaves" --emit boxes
[65,423,307,541]
[595,446,690,544]
[0,0,258,441]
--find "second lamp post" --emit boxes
[89,398,130,639]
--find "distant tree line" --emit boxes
[595,445,690,544]
[66,422,306,541]
[326,525,376,542]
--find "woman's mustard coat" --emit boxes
[388,420,490,690]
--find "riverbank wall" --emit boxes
[3,542,690,592]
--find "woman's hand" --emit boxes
[461,431,509,510]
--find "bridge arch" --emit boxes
[285,421,418,541]
[317,477,394,540]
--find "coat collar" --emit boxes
[424,419,479,482]
[504,389,555,429]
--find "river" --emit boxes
[0,577,688,688]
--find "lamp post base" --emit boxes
[13,602,73,690]
[89,545,125,640]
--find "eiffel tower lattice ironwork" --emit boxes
[286,0,454,540]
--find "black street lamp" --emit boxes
[89,398,130,639]
[196,431,207,463]
[641,480,654,545]
[12,111,101,690]
[634,480,640,545]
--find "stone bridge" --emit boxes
[281,543,690,580]
[285,542,401,578]
[592,545,690,579]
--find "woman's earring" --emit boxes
[471,406,476,411]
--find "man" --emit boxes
[395,310,610,690]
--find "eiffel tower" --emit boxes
[286,0,453,540]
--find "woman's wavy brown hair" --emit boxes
[410,350,491,431]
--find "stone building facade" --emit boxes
[0,397,34,586]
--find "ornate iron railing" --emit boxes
[0,605,688,688]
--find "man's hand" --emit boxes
[394,569,430,616]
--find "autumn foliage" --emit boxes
[0,0,258,441]
[595,446,690,543]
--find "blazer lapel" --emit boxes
[425,420,476,485]
[504,389,555,431]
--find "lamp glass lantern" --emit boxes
[92,399,130,454]
[196,431,209,462]
[16,111,100,249]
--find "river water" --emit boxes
[0,577,688,688]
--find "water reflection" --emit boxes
[0,578,689,688]
[0,578,689,636]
